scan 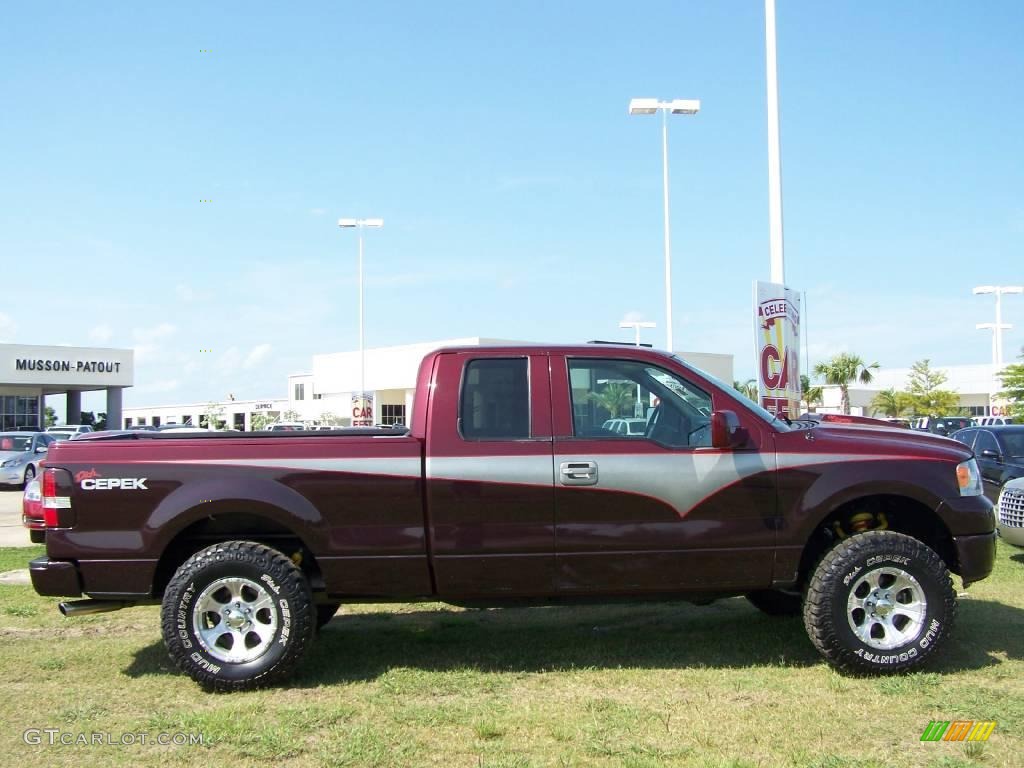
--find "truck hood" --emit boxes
[776,423,973,462]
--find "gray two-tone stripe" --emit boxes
[427,455,553,485]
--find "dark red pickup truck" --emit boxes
[29,344,996,689]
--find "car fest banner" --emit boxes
[754,281,801,419]
[351,393,374,427]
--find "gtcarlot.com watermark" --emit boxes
[23,729,204,747]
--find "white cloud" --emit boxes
[243,344,272,369]
[215,347,243,374]
[141,379,179,393]
[620,310,650,324]
[133,323,177,362]
[89,324,113,344]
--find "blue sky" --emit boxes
[2,1,1022,409]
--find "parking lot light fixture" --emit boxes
[619,321,657,347]
[973,285,1023,365]
[628,97,700,352]
[338,218,384,415]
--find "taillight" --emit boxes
[22,478,44,530]
[42,468,73,528]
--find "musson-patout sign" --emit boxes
[16,358,123,374]
[754,281,801,419]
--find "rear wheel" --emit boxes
[746,588,802,617]
[803,530,956,674]
[160,540,315,691]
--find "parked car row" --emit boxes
[950,424,1024,548]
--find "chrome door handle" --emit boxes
[560,460,598,486]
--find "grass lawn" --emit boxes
[1,543,1022,767]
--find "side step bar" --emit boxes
[59,599,133,616]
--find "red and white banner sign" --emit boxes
[754,281,801,419]
[351,393,374,427]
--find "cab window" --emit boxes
[568,359,712,448]
[460,358,530,440]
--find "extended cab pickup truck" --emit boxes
[29,344,996,689]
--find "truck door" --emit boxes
[551,354,777,594]
[425,352,555,596]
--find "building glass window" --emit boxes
[182,415,192,426]
[124,418,133,428]
[381,404,406,426]
[294,383,305,401]
[1,395,40,430]
[233,413,245,431]
[152,416,161,427]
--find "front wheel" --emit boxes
[803,530,956,674]
[160,540,315,691]
[23,465,35,488]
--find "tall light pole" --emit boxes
[620,321,656,416]
[628,97,700,353]
[619,320,656,347]
[338,217,384,417]
[973,285,1022,366]
[764,0,786,285]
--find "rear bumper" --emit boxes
[953,532,997,586]
[30,557,82,597]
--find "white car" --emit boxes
[996,478,1024,548]
[0,432,52,488]
[265,422,307,432]
[601,418,649,436]
[977,416,1015,426]
[46,424,94,436]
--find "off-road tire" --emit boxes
[161,540,315,691]
[316,602,342,630]
[803,530,956,674]
[746,588,802,617]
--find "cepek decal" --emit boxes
[76,469,148,490]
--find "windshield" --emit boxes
[0,435,32,452]
[671,355,791,431]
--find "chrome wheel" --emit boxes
[192,577,278,664]
[846,567,926,650]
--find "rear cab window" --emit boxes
[459,358,530,440]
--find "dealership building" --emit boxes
[0,343,134,431]
[818,362,1012,418]
[123,338,735,431]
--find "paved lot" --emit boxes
[0,488,31,547]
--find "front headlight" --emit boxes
[957,459,983,497]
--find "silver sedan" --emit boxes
[0,432,51,488]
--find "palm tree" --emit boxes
[813,354,879,415]
[733,378,759,402]
[871,388,912,418]
[800,374,823,413]
[589,382,635,418]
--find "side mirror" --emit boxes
[35,446,48,454]
[711,410,748,449]
[979,449,1001,461]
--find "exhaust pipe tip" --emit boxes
[59,599,131,617]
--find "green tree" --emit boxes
[250,413,275,431]
[800,374,823,413]
[282,409,302,423]
[813,354,879,415]
[733,379,759,402]
[318,411,343,426]
[906,359,961,416]
[589,383,635,418]
[95,412,107,431]
[203,402,225,430]
[44,406,58,428]
[996,351,1024,419]
[870,388,914,418]
[79,411,96,428]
